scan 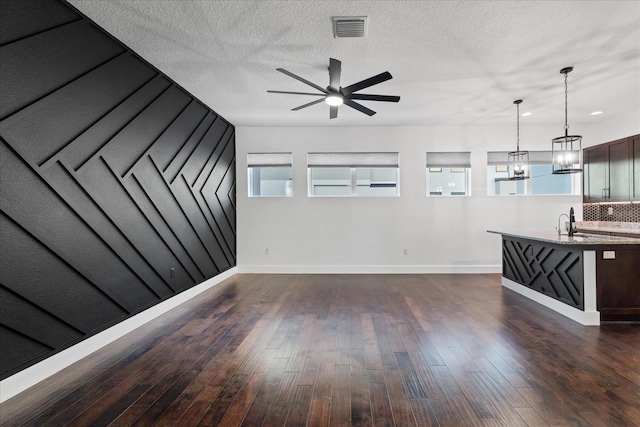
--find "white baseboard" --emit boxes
[0,267,237,403]
[501,276,600,326]
[237,265,501,274]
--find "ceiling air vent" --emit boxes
[332,16,367,38]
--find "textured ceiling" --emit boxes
[68,0,640,127]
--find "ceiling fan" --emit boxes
[267,58,400,119]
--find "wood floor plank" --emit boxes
[514,407,550,427]
[395,352,427,399]
[409,398,439,427]
[430,364,486,425]
[196,373,247,426]
[306,340,335,426]
[361,313,384,370]
[383,365,417,426]
[350,374,373,426]
[329,364,351,427]
[516,386,587,426]
[404,296,433,332]
[284,314,318,373]
[216,349,277,427]
[172,384,222,425]
[406,352,445,399]
[368,369,395,426]
[131,368,202,426]
[285,385,314,426]
[468,371,528,427]
[261,371,300,425]
[1,273,638,427]
[373,313,398,367]
[238,355,288,426]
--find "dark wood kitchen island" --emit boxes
[488,230,640,324]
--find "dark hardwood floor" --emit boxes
[1,274,639,426]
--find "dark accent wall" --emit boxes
[0,0,236,379]
[502,237,583,310]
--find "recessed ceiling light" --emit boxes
[521,112,533,117]
[590,111,603,115]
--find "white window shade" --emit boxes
[308,152,399,168]
[426,152,471,168]
[247,152,292,167]
[528,151,554,165]
[487,151,509,166]
[487,151,553,165]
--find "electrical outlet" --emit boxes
[265,248,270,255]
[170,267,176,278]
[403,248,408,255]
[608,206,613,215]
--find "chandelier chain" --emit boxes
[564,72,569,131]
[516,102,520,151]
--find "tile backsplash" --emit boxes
[583,203,640,222]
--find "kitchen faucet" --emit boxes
[557,207,576,236]
[557,213,570,236]
[569,207,575,236]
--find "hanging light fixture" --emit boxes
[508,99,529,180]
[552,67,582,174]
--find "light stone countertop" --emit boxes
[487,229,640,246]
[575,221,640,235]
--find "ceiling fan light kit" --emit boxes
[267,58,400,119]
[325,94,344,106]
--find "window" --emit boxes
[247,153,292,197]
[308,152,399,197]
[426,152,471,196]
[487,151,580,195]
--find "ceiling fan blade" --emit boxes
[344,99,376,116]
[277,68,328,94]
[348,94,400,102]
[329,58,341,92]
[342,71,393,95]
[330,105,338,119]
[291,98,326,111]
[267,90,326,96]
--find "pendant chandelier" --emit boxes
[508,99,529,180]
[552,67,582,174]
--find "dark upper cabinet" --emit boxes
[633,134,640,201]
[608,139,631,201]
[583,136,635,202]
[584,144,609,202]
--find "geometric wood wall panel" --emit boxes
[0,0,236,379]
[502,237,584,310]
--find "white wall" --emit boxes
[585,110,640,147]
[236,124,588,273]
